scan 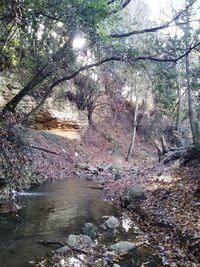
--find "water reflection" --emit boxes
[0,178,115,267]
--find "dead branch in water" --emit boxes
[38,240,89,255]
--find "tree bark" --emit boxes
[126,98,139,161]
[185,54,200,143]
[87,104,96,130]
[183,0,200,144]
[154,140,163,162]
[2,66,48,113]
[175,68,183,132]
[161,135,170,154]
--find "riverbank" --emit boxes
[104,151,200,266]
[1,114,199,266]
[0,111,156,208]
[35,152,200,267]
[35,213,163,267]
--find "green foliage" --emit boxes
[152,63,177,116]
[0,0,112,72]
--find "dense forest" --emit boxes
[0,0,200,266]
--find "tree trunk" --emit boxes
[137,98,147,131]
[183,0,200,144]
[175,69,183,132]
[2,43,72,114]
[126,98,139,161]
[87,104,96,130]
[185,54,200,143]
[2,66,48,114]
[161,135,170,154]
[154,140,163,162]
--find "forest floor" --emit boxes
[29,108,157,181]
[1,105,198,266]
[28,110,200,266]
[105,159,200,266]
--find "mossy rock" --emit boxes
[110,241,135,252]
[66,234,93,249]
[83,223,97,239]
[121,187,146,207]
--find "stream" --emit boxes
[0,178,116,267]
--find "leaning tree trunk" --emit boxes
[2,43,72,115]
[2,66,48,114]
[126,98,139,162]
[185,54,200,143]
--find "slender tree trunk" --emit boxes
[175,70,183,132]
[126,97,139,161]
[137,97,147,131]
[183,0,200,143]
[87,104,96,130]
[185,54,200,143]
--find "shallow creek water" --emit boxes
[0,178,116,267]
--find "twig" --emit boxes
[30,145,60,155]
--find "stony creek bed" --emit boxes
[0,177,162,267]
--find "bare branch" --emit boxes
[27,40,200,116]
[110,0,197,38]
[174,40,200,62]
[31,12,66,23]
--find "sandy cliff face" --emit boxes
[28,110,83,139]
[0,71,36,112]
[0,71,88,136]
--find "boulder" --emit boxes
[66,234,93,249]
[56,245,70,255]
[110,241,135,252]
[87,166,99,175]
[121,187,146,207]
[105,216,120,229]
[67,234,79,248]
[104,251,118,258]
[97,163,111,172]
[76,163,88,170]
[83,223,97,239]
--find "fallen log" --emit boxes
[160,147,187,164]
[154,135,186,163]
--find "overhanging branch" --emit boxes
[110,0,197,38]
[28,40,200,116]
